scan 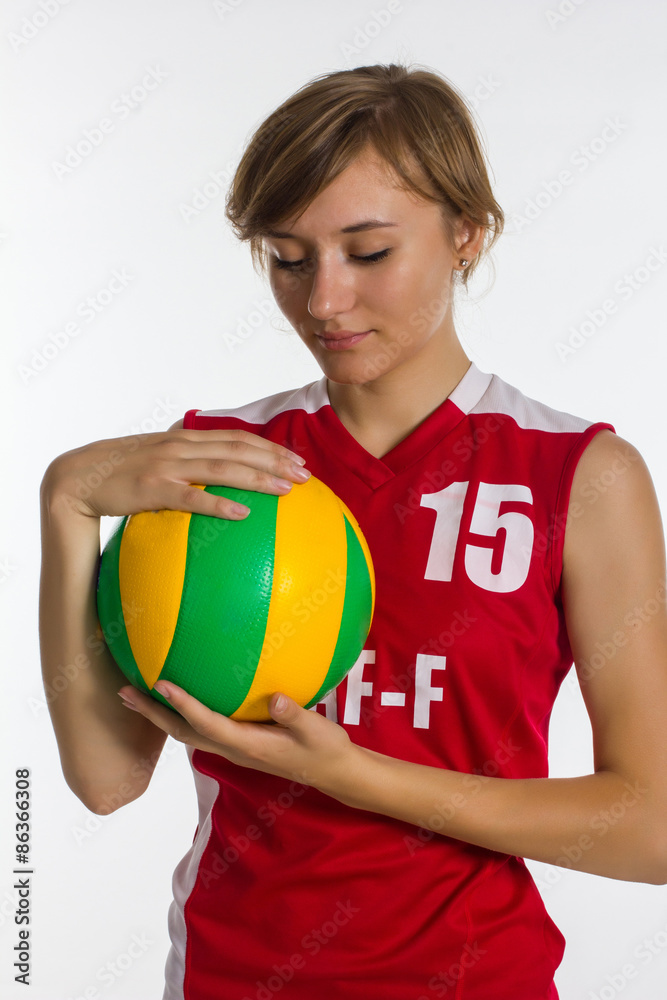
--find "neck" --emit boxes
[326,331,470,459]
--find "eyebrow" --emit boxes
[263,220,398,239]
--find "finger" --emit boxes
[163,429,307,479]
[268,692,311,727]
[129,427,304,466]
[133,473,301,522]
[152,681,262,748]
[177,427,306,467]
[175,452,309,495]
[118,685,200,745]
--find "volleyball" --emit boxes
[96,476,375,721]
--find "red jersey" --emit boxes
[162,361,615,1000]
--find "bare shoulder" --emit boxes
[567,428,660,531]
[168,418,184,430]
[563,427,665,605]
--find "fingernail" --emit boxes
[291,466,311,482]
[118,691,137,710]
[290,454,306,465]
[154,682,171,699]
[272,477,293,492]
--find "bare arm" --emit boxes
[40,419,310,814]
[39,490,168,814]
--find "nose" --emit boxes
[307,257,356,321]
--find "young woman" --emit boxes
[40,63,667,999]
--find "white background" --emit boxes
[2,1,667,998]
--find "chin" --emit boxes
[315,357,380,386]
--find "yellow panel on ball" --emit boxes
[119,504,196,689]
[230,475,347,720]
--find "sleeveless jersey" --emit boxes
[162,362,615,1000]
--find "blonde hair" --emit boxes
[225,62,503,289]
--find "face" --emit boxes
[263,146,476,387]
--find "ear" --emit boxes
[454,216,486,264]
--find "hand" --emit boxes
[117,681,356,793]
[41,425,310,521]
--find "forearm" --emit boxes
[320,745,665,884]
[39,469,166,812]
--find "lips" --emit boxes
[319,329,372,341]
[316,330,372,351]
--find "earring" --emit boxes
[459,259,469,267]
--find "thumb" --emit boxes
[268,692,301,723]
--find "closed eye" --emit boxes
[271,248,393,271]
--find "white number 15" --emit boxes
[420,482,534,593]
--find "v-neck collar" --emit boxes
[308,361,493,490]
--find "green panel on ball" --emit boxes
[304,513,374,709]
[159,485,278,715]
[96,517,151,695]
